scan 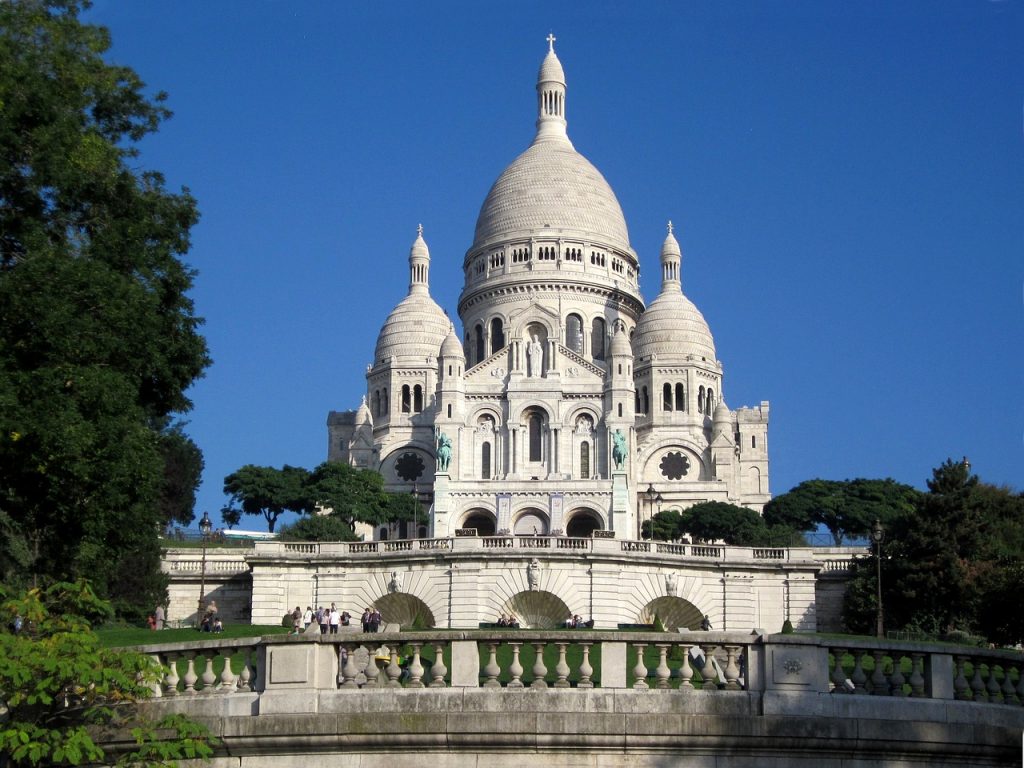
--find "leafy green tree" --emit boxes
[277,513,360,542]
[646,509,686,541]
[0,0,209,616]
[681,502,769,546]
[763,478,920,545]
[307,461,416,531]
[0,579,215,766]
[221,465,312,533]
[155,420,204,529]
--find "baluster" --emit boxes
[340,644,361,688]
[507,643,524,688]
[163,652,180,696]
[577,643,594,689]
[678,644,694,690]
[429,643,447,687]
[182,652,198,695]
[908,653,925,698]
[1001,665,1018,705]
[700,645,719,692]
[407,643,425,688]
[148,654,163,697]
[830,648,849,693]
[553,643,571,688]
[482,643,501,688]
[722,645,743,691]
[969,658,987,702]
[889,653,906,697]
[531,642,548,689]
[985,663,1002,702]
[850,650,869,694]
[385,649,402,688]
[199,652,217,693]
[238,647,254,691]
[363,644,381,688]
[953,656,972,700]
[870,650,889,695]
[632,643,649,690]
[218,649,236,692]
[654,644,671,689]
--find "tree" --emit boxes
[763,478,920,545]
[221,465,312,533]
[646,509,686,541]
[155,420,204,529]
[307,461,415,531]
[0,580,215,766]
[277,513,360,542]
[0,0,209,617]
[680,502,769,546]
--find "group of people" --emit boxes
[360,606,383,633]
[495,614,521,627]
[292,604,352,634]
[199,601,222,633]
[565,614,595,629]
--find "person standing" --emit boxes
[361,607,372,633]
[154,604,165,630]
[329,606,341,634]
[302,606,313,630]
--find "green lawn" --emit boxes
[97,624,288,648]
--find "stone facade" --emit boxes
[328,39,769,542]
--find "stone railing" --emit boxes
[251,537,829,564]
[136,630,1024,708]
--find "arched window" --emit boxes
[382,388,389,415]
[675,383,685,412]
[474,324,485,364]
[618,402,623,417]
[447,404,452,418]
[401,385,411,413]
[663,383,673,411]
[580,442,590,478]
[481,442,491,479]
[706,388,714,413]
[643,386,650,414]
[592,317,606,361]
[413,384,423,413]
[698,386,705,414]
[527,411,543,462]
[379,527,388,541]
[566,314,583,354]
[635,391,641,412]
[373,390,380,416]
[490,318,505,354]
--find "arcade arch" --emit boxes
[638,596,705,631]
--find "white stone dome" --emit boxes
[439,325,464,359]
[633,224,716,362]
[471,141,631,253]
[373,228,450,365]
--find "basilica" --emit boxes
[328,38,770,542]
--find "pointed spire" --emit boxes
[659,220,682,293]
[409,225,431,295]
[534,34,569,144]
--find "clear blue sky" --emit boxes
[88,1,1023,531]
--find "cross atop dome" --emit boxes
[547,32,556,52]
[667,220,674,235]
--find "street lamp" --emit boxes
[871,519,885,639]
[643,484,657,540]
[410,484,419,539]
[196,511,212,626]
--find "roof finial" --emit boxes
[417,223,424,237]
[546,32,556,52]
[667,220,674,235]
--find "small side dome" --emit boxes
[633,291,716,362]
[355,396,373,426]
[440,325,464,359]
[538,46,565,85]
[712,401,731,440]
[609,325,632,357]
[713,400,730,423]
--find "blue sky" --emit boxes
[88,1,1022,531]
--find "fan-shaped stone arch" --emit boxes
[638,596,704,631]
[373,592,436,629]
[512,507,548,535]
[501,590,570,629]
[565,508,604,537]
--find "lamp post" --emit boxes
[196,511,212,626]
[410,484,418,539]
[643,484,656,539]
[871,519,885,639]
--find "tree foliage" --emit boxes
[277,513,360,542]
[763,478,920,545]
[0,580,216,766]
[842,459,1024,645]
[221,464,311,533]
[0,0,209,617]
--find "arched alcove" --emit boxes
[565,509,602,538]
[501,590,571,629]
[462,510,496,536]
[638,596,704,631]
[513,508,548,535]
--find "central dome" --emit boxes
[472,141,631,253]
[469,39,631,256]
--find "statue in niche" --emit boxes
[612,429,628,470]
[435,427,453,472]
[526,558,541,591]
[526,334,543,377]
[388,571,403,593]
[665,572,678,597]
